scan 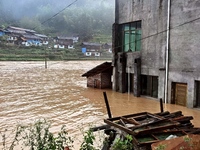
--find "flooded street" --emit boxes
[0,61,200,149]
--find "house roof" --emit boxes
[34,34,48,38]
[82,62,112,77]
[7,26,36,33]
[105,43,112,46]
[56,36,74,40]
[21,34,42,40]
[0,28,6,32]
[81,42,102,47]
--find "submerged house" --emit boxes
[113,0,200,108]
[82,62,113,89]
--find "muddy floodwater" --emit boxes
[0,61,200,149]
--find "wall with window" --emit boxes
[114,0,168,98]
[114,0,200,105]
[116,0,168,70]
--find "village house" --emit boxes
[82,62,113,89]
[6,26,35,44]
[103,43,112,53]
[35,34,49,45]
[18,34,43,46]
[5,26,48,46]
[53,36,78,49]
[81,42,102,57]
[112,0,200,108]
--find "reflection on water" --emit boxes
[0,61,200,149]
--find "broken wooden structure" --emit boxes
[102,111,200,150]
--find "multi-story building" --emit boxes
[112,0,200,108]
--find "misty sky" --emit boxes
[0,0,115,20]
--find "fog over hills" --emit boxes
[0,0,115,40]
[0,0,114,20]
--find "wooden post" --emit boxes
[160,98,164,113]
[103,92,112,118]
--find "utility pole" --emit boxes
[44,47,47,69]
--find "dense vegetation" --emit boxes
[0,0,114,60]
[0,41,112,61]
[0,0,115,41]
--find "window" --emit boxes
[141,75,158,98]
[95,52,100,57]
[85,52,91,56]
[120,21,142,52]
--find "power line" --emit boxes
[33,0,78,29]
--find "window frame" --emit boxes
[120,21,142,52]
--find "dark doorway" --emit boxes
[196,81,200,107]
[141,75,158,98]
[126,73,134,93]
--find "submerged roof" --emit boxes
[82,62,112,77]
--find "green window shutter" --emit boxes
[123,25,129,52]
[136,29,141,51]
[130,30,136,51]
[130,25,136,52]
[124,31,129,52]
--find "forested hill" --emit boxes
[0,0,115,41]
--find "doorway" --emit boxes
[195,81,200,107]
[172,83,187,107]
[141,75,158,98]
[126,73,134,93]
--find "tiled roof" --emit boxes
[82,62,112,77]
[82,42,102,46]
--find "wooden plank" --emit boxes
[121,117,140,125]
[104,119,136,136]
[106,112,148,121]
[172,116,193,122]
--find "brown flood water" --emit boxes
[0,61,200,149]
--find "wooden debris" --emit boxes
[151,134,200,150]
[103,111,200,150]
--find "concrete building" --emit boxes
[112,0,200,108]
